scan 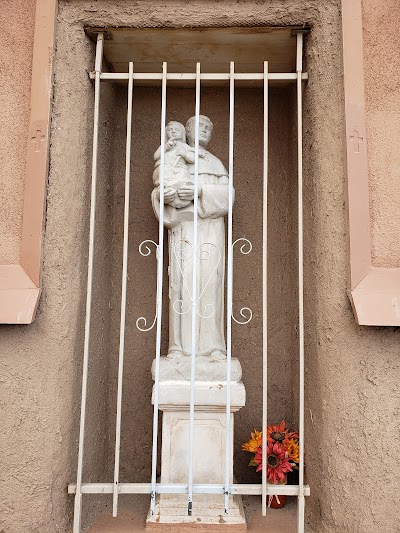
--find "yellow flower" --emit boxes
[286,438,299,464]
[242,430,263,453]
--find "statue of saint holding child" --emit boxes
[152,115,231,360]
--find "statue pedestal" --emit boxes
[146,358,247,531]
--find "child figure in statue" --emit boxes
[153,121,205,218]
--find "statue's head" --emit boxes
[185,115,213,148]
[166,121,186,142]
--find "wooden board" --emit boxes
[86,26,308,86]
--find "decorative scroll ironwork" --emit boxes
[136,237,253,329]
[173,240,221,319]
[232,238,253,325]
[139,239,158,258]
[136,240,159,331]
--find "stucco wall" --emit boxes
[362,0,400,267]
[0,21,114,533]
[0,0,36,264]
[303,3,400,530]
[1,1,400,533]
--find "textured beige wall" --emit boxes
[0,22,114,533]
[303,3,400,530]
[363,0,400,267]
[1,1,400,533]
[0,0,36,264]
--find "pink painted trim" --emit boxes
[0,0,57,324]
[342,0,400,325]
[21,0,57,286]
[0,265,36,290]
[342,0,371,288]
[350,268,400,326]
[0,265,40,323]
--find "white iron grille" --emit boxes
[70,31,308,533]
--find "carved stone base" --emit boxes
[146,379,246,530]
[146,494,247,530]
[151,356,243,383]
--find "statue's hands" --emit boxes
[166,139,175,151]
[177,184,202,202]
[163,187,177,205]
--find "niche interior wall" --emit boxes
[106,85,298,487]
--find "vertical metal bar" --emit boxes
[150,62,168,516]
[296,32,305,533]
[73,32,104,533]
[224,61,235,515]
[261,60,269,517]
[112,61,134,517]
[188,62,201,516]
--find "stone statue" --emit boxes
[148,116,246,529]
[152,115,231,361]
[153,121,206,213]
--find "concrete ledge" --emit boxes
[0,265,40,323]
[146,523,246,532]
[350,267,400,326]
[85,498,298,533]
[146,494,247,530]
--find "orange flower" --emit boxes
[267,421,287,444]
[242,430,263,453]
[267,421,299,444]
[286,438,300,464]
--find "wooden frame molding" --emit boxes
[0,0,57,324]
[342,0,400,326]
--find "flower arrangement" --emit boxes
[242,421,300,484]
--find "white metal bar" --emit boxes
[149,62,168,516]
[112,61,134,517]
[69,482,311,497]
[296,32,305,533]
[224,61,235,515]
[261,60,269,517]
[73,32,104,533]
[188,62,201,517]
[92,72,308,82]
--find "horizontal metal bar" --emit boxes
[68,483,311,497]
[89,72,308,82]
[232,484,311,496]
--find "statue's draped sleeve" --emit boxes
[191,152,233,219]
[198,181,231,219]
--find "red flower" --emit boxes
[254,442,293,484]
